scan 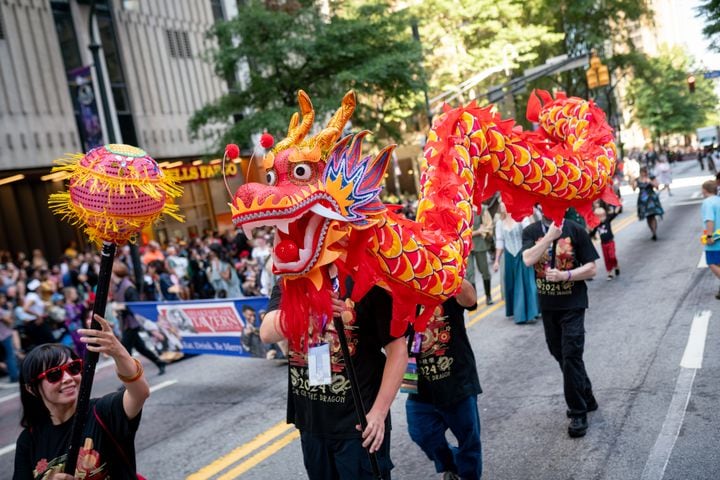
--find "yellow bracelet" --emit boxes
[116,358,144,383]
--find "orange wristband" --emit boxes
[116,358,144,383]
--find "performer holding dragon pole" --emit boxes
[232,89,617,340]
[14,145,183,478]
[231,88,617,478]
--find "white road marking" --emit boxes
[0,443,15,457]
[670,200,704,207]
[680,310,711,369]
[0,391,19,404]
[697,253,707,269]
[640,310,711,480]
[149,379,178,392]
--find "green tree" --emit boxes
[409,0,562,94]
[523,0,651,97]
[628,47,719,141]
[189,0,425,151]
[698,0,720,51]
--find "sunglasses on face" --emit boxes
[36,359,83,384]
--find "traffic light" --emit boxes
[586,52,610,89]
[688,75,696,93]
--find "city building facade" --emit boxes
[0,0,243,260]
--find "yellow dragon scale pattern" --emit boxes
[367,94,615,302]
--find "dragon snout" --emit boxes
[233,182,274,208]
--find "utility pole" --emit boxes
[411,20,432,128]
[87,0,144,294]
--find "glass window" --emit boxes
[50,2,85,149]
[0,7,6,40]
[96,14,123,83]
[167,30,192,59]
[51,3,83,71]
[181,31,192,58]
[166,29,177,57]
[210,0,224,22]
[93,7,138,147]
[117,113,138,146]
[111,86,129,113]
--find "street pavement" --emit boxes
[1,160,719,479]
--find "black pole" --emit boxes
[327,266,382,478]
[332,315,383,479]
[411,20,432,127]
[64,241,116,474]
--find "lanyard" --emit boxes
[317,272,342,340]
[540,221,558,268]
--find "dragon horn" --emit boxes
[315,90,357,152]
[286,112,299,137]
[274,90,315,153]
[327,91,357,133]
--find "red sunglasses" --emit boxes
[36,359,83,384]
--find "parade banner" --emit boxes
[67,66,103,151]
[127,297,270,357]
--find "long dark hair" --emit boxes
[19,344,79,429]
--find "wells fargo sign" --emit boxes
[164,163,239,183]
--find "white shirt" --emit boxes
[495,217,533,256]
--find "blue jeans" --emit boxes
[406,395,482,479]
[1,335,19,382]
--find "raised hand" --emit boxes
[78,314,126,360]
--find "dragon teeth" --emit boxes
[276,221,291,235]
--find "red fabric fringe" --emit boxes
[279,276,333,350]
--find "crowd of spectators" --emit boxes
[0,227,277,383]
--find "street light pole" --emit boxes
[65,3,145,473]
[88,0,115,145]
[411,20,432,128]
[86,0,144,294]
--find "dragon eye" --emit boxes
[265,170,277,186]
[292,163,313,181]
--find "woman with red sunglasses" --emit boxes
[13,314,150,479]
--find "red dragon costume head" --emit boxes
[231,89,617,345]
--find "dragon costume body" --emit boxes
[231,89,617,343]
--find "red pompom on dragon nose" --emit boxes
[225,144,240,160]
[275,239,299,263]
[260,133,275,149]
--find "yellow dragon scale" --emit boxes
[231,89,616,338]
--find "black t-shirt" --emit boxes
[268,284,400,439]
[13,391,141,480]
[409,298,482,408]
[590,212,618,244]
[522,219,599,311]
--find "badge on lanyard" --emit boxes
[308,342,332,386]
[411,332,423,354]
